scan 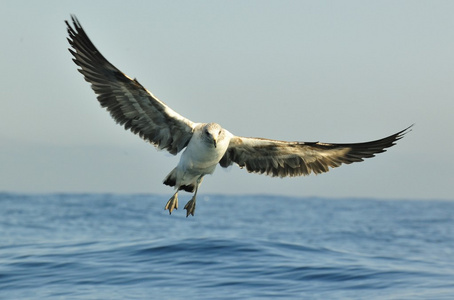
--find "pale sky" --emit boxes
[1,1,453,200]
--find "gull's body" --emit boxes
[66,16,411,217]
[168,123,232,190]
[163,123,233,214]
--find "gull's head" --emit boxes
[203,123,223,148]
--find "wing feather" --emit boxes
[220,126,412,177]
[66,16,194,155]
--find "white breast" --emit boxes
[178,129,232,174]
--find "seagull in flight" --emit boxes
[66,16,411,217]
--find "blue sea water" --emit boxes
[0,193,453,299]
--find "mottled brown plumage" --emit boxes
[66,15,412,217]
[219,128,410,177]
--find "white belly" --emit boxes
[180,137,227,172]
[175,129,231,186]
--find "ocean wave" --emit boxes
[1,194,453,299]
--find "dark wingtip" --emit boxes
[395,124,414,141]
[70,14,79,26]
[65,15,82,35]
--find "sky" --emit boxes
[1,1,453,200]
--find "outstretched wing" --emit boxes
[220,126,412,177]
[66,15,195,155]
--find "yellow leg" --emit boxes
[184,178,202,217]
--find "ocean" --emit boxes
[0,193,453,299]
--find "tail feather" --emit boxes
[180,184,195,193]
[163,170,177,187]
[163,169,195,192]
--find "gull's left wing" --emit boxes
[220,126,412,177]
[66,16,195,155]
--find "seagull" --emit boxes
[66,16,412,217]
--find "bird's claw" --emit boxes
[165,193,178,214]
[184,198,196,217]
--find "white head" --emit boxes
[202,123,223,148]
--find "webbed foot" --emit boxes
[183,197,196,217]
[165,193,178,214]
